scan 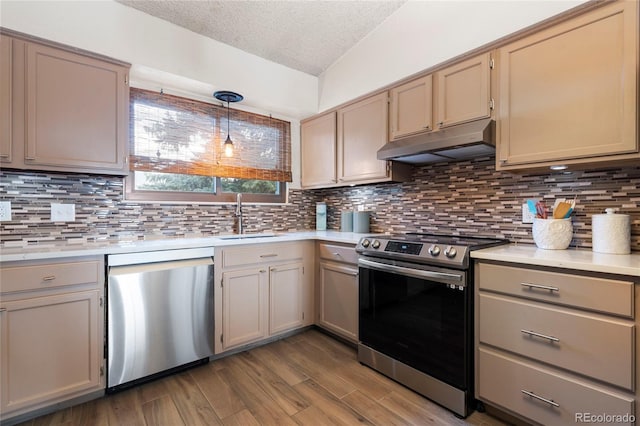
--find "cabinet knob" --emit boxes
[438,121,444,127]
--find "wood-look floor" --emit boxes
[17,330,509,426]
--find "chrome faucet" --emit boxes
[235,193,243,234]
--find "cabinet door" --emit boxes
[435,53,491,129]
[337,92,389,183]
[0,35,12,163]
[269,262,304,335]
[23,41,129,174]
[497,1,638,169]
[318,262,358,342]
[389,74,433,140]
[222,268,268,350]
[301,112,337,188]
[0,290,103,416]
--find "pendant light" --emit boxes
[214,90,243,157]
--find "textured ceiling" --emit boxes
[115,0,406,76]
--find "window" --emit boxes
[126,88,291,203]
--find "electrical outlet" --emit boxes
[522,203,535,224]
[0,201,12,221]
[51,203,75,222]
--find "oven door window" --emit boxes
[359,266,468,389]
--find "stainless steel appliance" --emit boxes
[356,233,508,417]
[107,247,215,391]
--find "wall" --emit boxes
[0,0,318,120]
[0,171,316,247]
[313,159,640,252]
[318,0,587,111]
[2,159,638,252]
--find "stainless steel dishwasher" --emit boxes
[107,247,214,391]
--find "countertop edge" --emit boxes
[472,244,640,277]
[0,231,376,263]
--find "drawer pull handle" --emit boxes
[521,329,559,343]
[260,254,278,258]
[521,282,559,292]
[42,276,56,282]
[0,308,6,312]
[332,252,342,257]
[521,390,559,408]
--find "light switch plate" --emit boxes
[522,203,535,224]
[51,203,75,222]
[0,201,12,221]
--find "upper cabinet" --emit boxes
[388,52,493,142]
[1,31,130,176]
[435,53,492,129]
[496,1,639,171]
[389,74,433,140]
[300,112,337,188]
[0,35,12,163]
[301,92,411,189]
[337,92,390,183]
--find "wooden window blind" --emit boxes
[129,88,292,182]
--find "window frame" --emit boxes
[125,175,287,203]
[125,88,289,204]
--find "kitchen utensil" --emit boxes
[553,202,572,219]
[526,199,538,215]
[535,201,548,219]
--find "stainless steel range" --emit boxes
[356,233,508,418]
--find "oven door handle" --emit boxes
[358,258,464,283]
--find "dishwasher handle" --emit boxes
[109,257,213,276]
[108,247,214,266]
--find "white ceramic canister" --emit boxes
[592,208,631,254]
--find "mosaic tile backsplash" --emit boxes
[1,157,638,251]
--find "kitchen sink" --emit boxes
[216,232,281,240]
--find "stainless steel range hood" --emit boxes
[377,118,495,164]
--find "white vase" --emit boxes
[532,218,573,250]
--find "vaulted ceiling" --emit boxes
[115,0,406,76]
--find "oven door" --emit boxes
[358,256,469,389]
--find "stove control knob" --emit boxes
[372,240,381,249]
[444,246,457,258]
[361,239,371,248]
[428,244,441,256]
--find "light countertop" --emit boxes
[472,244,640,277]
[3,234,639,277]
[0,231,375,263]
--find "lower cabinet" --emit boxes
[0,256,105,422]
[475,261,637,426]
[270,262,305,335]
[215,242,313,353]
[221,267,269,350]
[316,242,359,343]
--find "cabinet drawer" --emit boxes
[221,243,302,268]
[479,293,634,390]
[477,262,633,317]
[0,260,101,293]
[478,348,634,426]
[318,243,358,264]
